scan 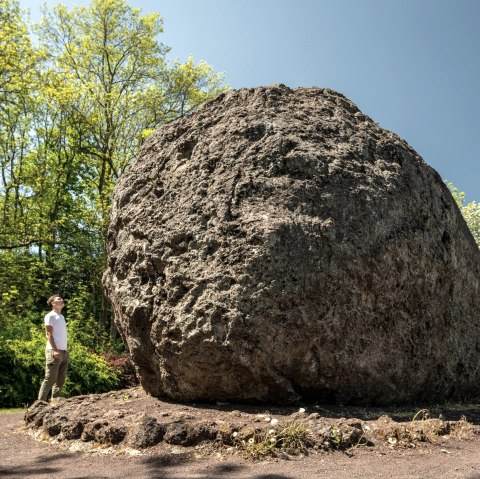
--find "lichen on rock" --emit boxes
[103,84,480,405]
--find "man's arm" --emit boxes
[45,325,61,358]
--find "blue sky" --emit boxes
[21,0,480,201]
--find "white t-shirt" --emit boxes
[44,311,68,351]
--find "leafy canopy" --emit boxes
[0,0,228,407]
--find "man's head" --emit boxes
[47,295,64,311]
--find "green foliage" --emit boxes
[0,322,120,407]
[448,183,480,247]
[0,0,38,102]
[0,0,227,406]
[63,342,120,398]
[0,328,45,407]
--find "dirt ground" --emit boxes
[2,388,480,478]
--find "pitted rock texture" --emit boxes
[103,85,480,405]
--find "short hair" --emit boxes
[47,295,61,306]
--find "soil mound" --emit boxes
[24,388,478,458]
[103,85,480,405]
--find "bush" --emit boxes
[0,331,45,407]
[65,343,120,397]
[0,326,121,407]
[101,352,139,389]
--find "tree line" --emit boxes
[0,0,227,406]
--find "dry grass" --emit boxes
[373,409,475,448]
[235,420,313,459]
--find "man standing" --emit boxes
[38,295,69,401]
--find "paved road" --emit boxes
[1,412,480,479]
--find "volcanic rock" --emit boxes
[103,84,480,405]
[127,414,165,448]
[24,400,49,427]
[163,421,218,446]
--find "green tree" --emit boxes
[37,0,226,236]
[0,0,40,250]
[0,0,49,327]
[0,0,228,406]
[0,0,37,106]
[34,0,226,335]
[448,183,480,247]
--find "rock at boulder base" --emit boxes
[103,85,480,405]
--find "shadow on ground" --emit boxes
[141,453,296,479]
[0,453,70,478]
[184,400,480,426]
[0,449,296,479]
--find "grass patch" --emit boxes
[0,408,25,413]
[237,420,313,459]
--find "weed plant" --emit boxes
[237,420,313,459]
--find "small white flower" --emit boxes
[248,438,255,444]
[298,407,306,413]
[270,418,279,426]
[268,429,276,435]
[232,431,238,438]
[270,437,276,443]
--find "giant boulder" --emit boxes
[103,85,480,405]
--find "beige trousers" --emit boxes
[38,349,69,401]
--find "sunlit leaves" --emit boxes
[448,182,480,247]
[0,0,38,100]
[0,0,228,350]
[163,55,227,116]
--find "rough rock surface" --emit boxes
[103,84,480,405]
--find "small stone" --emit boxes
[61,421,84,440]
[43,414,68,437]
[81,419,109,442]
[163,422,188,446]
[24,401,49,427]
[96,424,127,445]
[164,421,217,447]
[128,414,165,448]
